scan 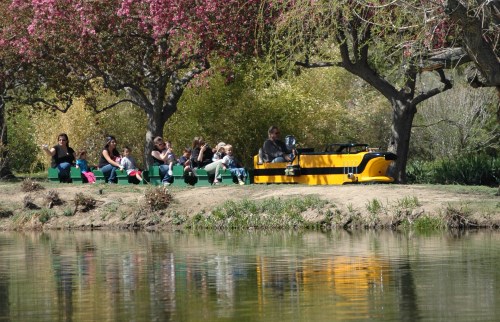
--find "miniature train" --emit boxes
[253,141,397,185]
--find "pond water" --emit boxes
[1,230,499,321]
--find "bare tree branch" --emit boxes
[92,99,138,113]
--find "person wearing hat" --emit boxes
[98,135,123,184]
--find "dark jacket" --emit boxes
[262,139,289,162]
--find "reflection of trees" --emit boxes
[0,245,9,320]
[51,246,74,322]
[395,259,421,321]
[9,231,500,320]
[149,240,176,321]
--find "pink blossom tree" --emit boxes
[4,0,265,165]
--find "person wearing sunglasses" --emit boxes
[262,126,293,163]
[42,133,75,182]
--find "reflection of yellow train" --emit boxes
[256,255,391,318]
[253,143,397,185]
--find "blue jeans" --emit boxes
[159,165,173,184]
[271,157,286,163]
[57,162,72,182]
[100,164,118,183]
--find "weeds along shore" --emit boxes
[0,179,499,231]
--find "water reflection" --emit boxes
[0,230,499,321]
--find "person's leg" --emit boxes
[237,168,246,185]
[204,160,223,183]
[57,162,72,182]
[214,161,223,181]
[135,170,143,181]
[271,157,286,163]
[100,164,118,183]
[83,172,96,184]
[159,164,173,185]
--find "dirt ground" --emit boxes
[0,182,499,230]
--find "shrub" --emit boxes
[144,187,173,211]
[432,154,499,186]
[37,208,56,223]
[408,154,500,186]
[74,193,97,212]
[45,190,63,208]
[21,178,44,192]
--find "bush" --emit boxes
[74,193,97,212]
[144,187,173,211]
[432,154,499,186]
[408,154,499,186]
[21,178,45,192]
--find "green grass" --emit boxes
[187,195,327,230]
[413,215,445,231]
[366,198,383,215]
[421,184,498,195]
[395,196,421,209]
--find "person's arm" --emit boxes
[103,150,123,169]
[198,144,208,162]
[120,158,127,170]
[42,144,56,157]
[152,150,167,163]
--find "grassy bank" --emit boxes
[0,179,499,232]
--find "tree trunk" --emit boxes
[0,95,15,180]
[387,99,416,183]
[144,107,167,168]
[446,0,500,87]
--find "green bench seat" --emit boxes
[144,165,250,186]
[47,167,83,183]
[148,164,186,186]
[116,169,148,185]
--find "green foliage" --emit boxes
[432,154,499,186]
[189,195,326,229]
[413,216,445,232]
[408,154,499,187]
[6,105,42,172]
[396,196,421,209]
[406,160,434,184]
[62,208,74,217]
[365,198,383,215]
[37,208,56,223]
[171,212,187,226]
[22,95,146,172]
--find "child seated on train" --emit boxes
[120,146,143,183]
[221,144,246,185]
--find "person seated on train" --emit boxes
[262,126,294,163]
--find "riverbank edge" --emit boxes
[0,181,499,231]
